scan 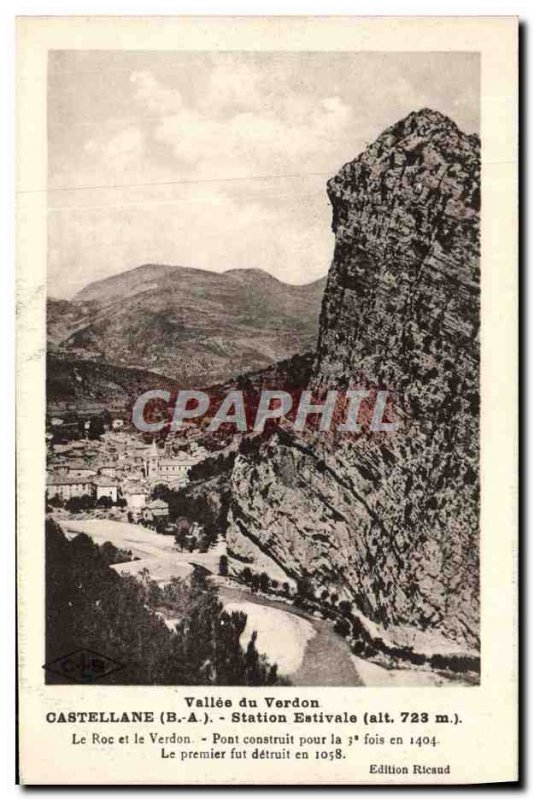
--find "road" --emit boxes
[63,518,223,580]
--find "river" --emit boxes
[61,517,363,686]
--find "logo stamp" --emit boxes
[43,649,125,683]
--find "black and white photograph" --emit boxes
[14,14,518,786]
[45,50,481,688]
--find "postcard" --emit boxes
[16,15,518,785]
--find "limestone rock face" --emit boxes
[316,107,480,406]
[226,109,480,652]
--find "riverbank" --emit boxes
[57,517,468,687]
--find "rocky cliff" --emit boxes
[226,109,480,653]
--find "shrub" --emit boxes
[338,600,352,617]
[65,494,94,513]
[296,574,314,600]
[96,495,112,509]
[48,495,64,508]
[241,567,253,585]
[334,618,351,638]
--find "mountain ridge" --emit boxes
[73,263,325,303]
[49,264,326,387]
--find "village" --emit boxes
[45,408,215,536]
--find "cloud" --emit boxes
[137,66,353,178]
[201,61,263,113]
[130,70,183,115]
[49,63,355,295]
[48,52,479,296]
[84,126,144,171]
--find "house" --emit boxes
[125,488,148,515]
[98,463,117,478]
[179,521,204,550]
[46,476,94,501]
[157,458,190,480]
[67,461,97,479]
[93,476,119,504]
[143,499,169,522]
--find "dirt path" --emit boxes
[62,518,223,577]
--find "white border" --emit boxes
[3,3,527,798]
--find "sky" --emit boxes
[47,51,479,298]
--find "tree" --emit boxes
[259,572,270,594]
[296,574,313,601]
[48,495,64,508]
[65,496,83,513]
[241,567,253,585]
[174,530,187,550]
[338,600,352,618]
[244,631,261,684]
[99,541,134,566]
[218,555,229,577]
[101,409,112,429]
[88,417,105,440]
[151,484,171,502]
[65,494,94,513]
[334,617,351,638]
[96,495,112,509]
[45,520,289,687]
[153,517,168,534]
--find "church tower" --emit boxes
[146,439,159,478]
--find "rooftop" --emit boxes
[147,499,169,510]
[47,475,94,486]
[159,456,194,466]
[93,476,118,487]
[67,461,95,471]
